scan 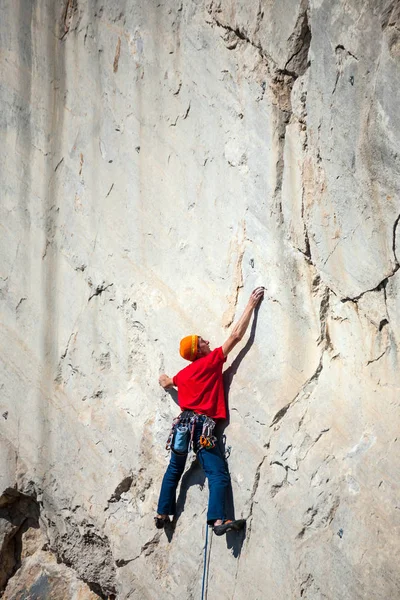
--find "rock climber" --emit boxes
[155,286,264,536]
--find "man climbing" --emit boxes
[156,287,264,536]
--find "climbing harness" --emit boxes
[165,411,217,454]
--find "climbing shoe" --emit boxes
[213,519,246,536]
[154,516,170,529]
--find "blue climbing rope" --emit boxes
[201,525,209,600]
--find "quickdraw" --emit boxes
[199,416,217,449]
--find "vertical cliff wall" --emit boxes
[1,1,400,598]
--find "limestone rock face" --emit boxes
[1,0,400,598]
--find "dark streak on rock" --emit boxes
[61,333,74,360]
[270,403,291,427]
[54,157,64,172]
[381,2,400,31]
[61,0,78,40]
[113,37,121,73]
[367,348,388,366]
[141,534,161,557]
[88,283,114,302]
[392,213,400,263]
[379,318,389,331]
[115,557,135,567]
[15,297,27,312]
[108,476,134,504]
[173,82,182,96]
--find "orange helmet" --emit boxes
[179,335,199,361]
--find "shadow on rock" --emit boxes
[218,303,261,558]
[223,303,261,415]
[225,522,246,558]
[165,387,179,405]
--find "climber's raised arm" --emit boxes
[159,374,175,389]
[221,287,264,357]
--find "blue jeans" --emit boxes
[157,419,230,524]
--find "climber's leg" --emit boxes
[197,442,230,525]
[157,450,188,517]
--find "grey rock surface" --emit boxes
[1,0,400,598]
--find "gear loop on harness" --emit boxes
[166,411,217,454]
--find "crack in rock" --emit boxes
[342,213,400,302]
[115,533,161,568]
[284,0,311,77]
[367,348,389,365]
[169,102,191,127]
[54,332,77,384]
[270,341,323,428]
[245,454,268,543]
[207,1,311,219]
[342,271,398,303]
[297,493,340,540]
[269,428,330,497]
[61,0,78,40]
[298,572,328,599]
[269,461,295,496]
[270,285,332,427]
[392,212,400,264]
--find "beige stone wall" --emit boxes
[1,1,400,598]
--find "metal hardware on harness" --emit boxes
[165,415,181,451]
[199,416,217,449]
[166,412,217,453]
[199,435,217,450]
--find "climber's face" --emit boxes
[197,337,211,358]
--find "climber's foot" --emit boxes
[154,515,170,529]
[213,519,246,536]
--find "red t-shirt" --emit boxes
[172,347,227,420]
